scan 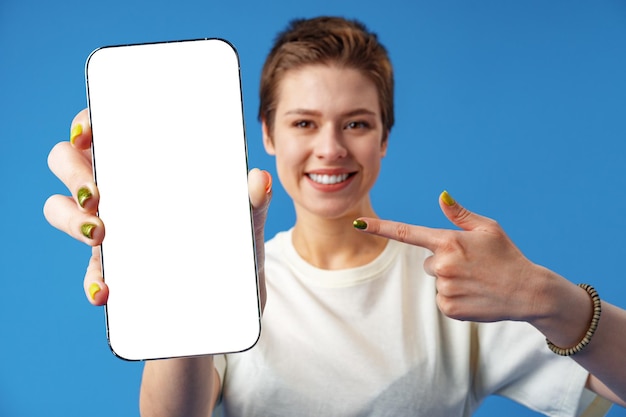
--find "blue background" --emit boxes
[1,0,625,416]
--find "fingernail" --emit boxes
[77,187,92,208]
[264,171,273,194]
[70,124,83,145]
[88,282,101,300]
[353,219,367,230]
[441,190,456,206]
[81,223,96,239]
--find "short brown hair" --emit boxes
[258,16,394,138]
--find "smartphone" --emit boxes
[86,39,261,361]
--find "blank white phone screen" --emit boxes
[86,39,260,361]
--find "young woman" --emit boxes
[45,16,626,416]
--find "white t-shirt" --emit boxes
[215,230,611,417]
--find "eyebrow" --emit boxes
[283,108,378,118]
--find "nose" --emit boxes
[313,125,347,161]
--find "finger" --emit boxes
[43,194,105,246]
[69,108,93,150]
[423,254,436,277]
[248,168,273,238]
[353,217,444,252]
[248,168,272,209]
[439,190,498,232]
[48,141,99,213]
[248,168,273,234]
[84,246,109,306]
[248,168,272,310]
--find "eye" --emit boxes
[293,120,314,129]
[345,121,370,130]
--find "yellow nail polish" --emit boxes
[89,283,101,300]
[81,223,96,239]
[70,124,83,145]
[77,187,92,208]
[441,190,456,206]
[353,219,367,230]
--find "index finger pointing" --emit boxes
[354,217,442,251]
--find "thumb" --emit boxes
[248,168,272,311]
[439,190,495,232]
[248,168,272,232]
[248,168,272,210]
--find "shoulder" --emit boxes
[265,229,288,250]
[264,229,291,263]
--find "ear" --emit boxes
[380,130,389,157]
[262,119,276,155]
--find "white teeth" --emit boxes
[308,173,350,185]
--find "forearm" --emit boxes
[529,266,626,406]
[140,356,218,417]
[581,303,626,406]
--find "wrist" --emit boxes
[527,268,594,349]
[546,284,601,356]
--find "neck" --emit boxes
[291,209,388,270]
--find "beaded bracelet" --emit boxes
[546,283,602,356]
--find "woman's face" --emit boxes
[263,64,388,221]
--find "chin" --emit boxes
[300,200,363,221]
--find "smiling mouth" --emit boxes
[307,173,352,185]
